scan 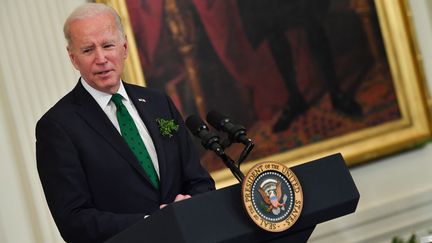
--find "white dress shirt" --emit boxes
[81,78,160,177]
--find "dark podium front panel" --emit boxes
[106,153,359,243]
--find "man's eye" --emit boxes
[104,44,114,49]
[83,49,92,54]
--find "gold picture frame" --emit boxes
[95,0,146,86]
[97,0,431,188]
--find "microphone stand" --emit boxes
[212,146,245,182]
[237,139,254,168]
[213,138,255,183]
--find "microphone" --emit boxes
[186,114,246,182]
[206,110,251,145]
[185,115,223,153]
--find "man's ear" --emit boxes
[123,35,128,59]
[67,46,79,70]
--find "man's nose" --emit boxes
[94,48,107,64]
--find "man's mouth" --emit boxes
[95,70,112,76]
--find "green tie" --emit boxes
[111,93,159,189]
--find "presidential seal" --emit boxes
[241,162,303,232]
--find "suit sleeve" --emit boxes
[36,116,144,243]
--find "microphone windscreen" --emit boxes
[185,115,206,136]
[206,110,226,131]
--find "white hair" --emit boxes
[63,3,125,45]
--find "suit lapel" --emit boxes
[71,82,155,186]
[125,85,168,188]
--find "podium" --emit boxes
[106,153,359,243]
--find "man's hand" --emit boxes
[160,194,191,209]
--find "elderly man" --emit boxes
[36,3,214,243]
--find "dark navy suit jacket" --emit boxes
[36,81,215,243]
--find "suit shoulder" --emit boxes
[37,90,76,124]
[124,83,167,99]
[123,83,180,117]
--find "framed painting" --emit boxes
[97,0,431,187]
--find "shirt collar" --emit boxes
[80,77,129,109]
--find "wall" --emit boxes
[0,0,83,242]
[310,0,432,242]
[0,0,430,242]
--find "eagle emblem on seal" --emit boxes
[258,179,288,215]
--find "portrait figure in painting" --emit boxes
[125,0,400,171]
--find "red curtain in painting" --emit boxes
[126,0,319,120]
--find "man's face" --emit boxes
[67,12,127,94]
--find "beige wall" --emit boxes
[0,1,83,242]
[0,0,431,242]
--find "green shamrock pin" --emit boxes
[156,118,179,138]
